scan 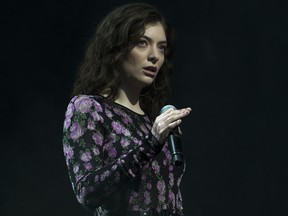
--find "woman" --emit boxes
[63,3,191,216]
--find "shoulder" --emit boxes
[68,94,105,114]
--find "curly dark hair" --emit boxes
[72,3,175,120]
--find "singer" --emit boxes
[62,3,191,216]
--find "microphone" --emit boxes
[160,105,183,166]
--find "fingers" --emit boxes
[163,107,191,127]
[167,119,181,131]
[152,107,192,143]
[178,127,182,135]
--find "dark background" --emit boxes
[2,0,288,215]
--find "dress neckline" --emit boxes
[96,94,146,117]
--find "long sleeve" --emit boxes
[62,95,162,210]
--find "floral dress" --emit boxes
[62,94,185,215]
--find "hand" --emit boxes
[151,107,192,144]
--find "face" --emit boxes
[120,22,167,90]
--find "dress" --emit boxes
[62,94,185,215]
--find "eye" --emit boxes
[159,44,167,53]
[137,38,148,47]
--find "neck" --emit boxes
[114,85,144,115]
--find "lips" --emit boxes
[143,66,157,73]
[143,66,157,78]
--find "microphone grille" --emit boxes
[160,105,176,114]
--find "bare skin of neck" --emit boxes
[114,85,144,115]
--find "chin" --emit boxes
[143,80,154,88]
[136,76,155,89]
[144,76,155,84]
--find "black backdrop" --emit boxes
[2,0,288,215]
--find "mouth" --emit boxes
[143,66,157,77]
[143,66,157,73]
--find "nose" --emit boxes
[147,46,159,64]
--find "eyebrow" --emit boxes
[142,35,167,45]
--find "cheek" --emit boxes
[127,48,144,61]
[158,56,165,68]
[125,53,140,66]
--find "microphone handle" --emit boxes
[168,133,183,166]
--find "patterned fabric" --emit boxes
[63,94,185,215]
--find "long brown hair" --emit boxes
[72,3,175,120]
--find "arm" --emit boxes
[62,95,162,210]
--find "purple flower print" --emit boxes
[73,165,79,174]
[128,195,135,204]
[147,182,152,190]
[132,205,139,211]
[141,174,147,181]
[163,159,168,166]
[64,103,74,129]
[145,122,152,130]
[65,102,74,119]
[122,113,132,125]
[91,111,104,123]
[158,194,165,203]
[163,204,168,210]
[111,121,123,134]
[87,120,95,130]
[132,191,138,198]
[107,133,117,143]
[140,124,148,134]
[70,122,84,140]
[92,147,100,156]
[112,164,118,171]
[80,151,92,162]
[136,130,143,137]
[63,144,74,161]
[132,137,141,146]
[163,145,172,160]
[169,173,174,187]
[93,100,103,112]
[62,95,186,213]
[122,128,131,136]
[120,138,130,148]
[113,107,123,116]
[64,118,71,129]
[166,152,172,161]
[105,109,113,118]
[92,132,103,146]
[169,191,175,203]
[157,180,166,195]
[144,116,150,122]
[152,161,160,174]
[144,191,151,205]
[108,147,117,158]
[75,174,83,182]
[144,197,151,205]
[74,96,92,113]
[104,142,112,153]
[100,170,110,181]
[176,193,183,209]
[84,162,92,170]
[128,168,136,178]
[162,145,168,153]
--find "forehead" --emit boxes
[143,22,167,41]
